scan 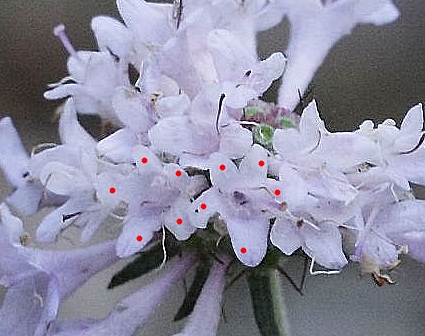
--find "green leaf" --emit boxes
[174,259,213,321]
[247,269,291,336]
[253,123,275,149]
[108,242,180,289]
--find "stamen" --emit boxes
[216,93,226,134]
[62,211,82,222]
[53,24,80,60]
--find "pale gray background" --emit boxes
[1,1,425,335]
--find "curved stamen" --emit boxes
[399,133,425,155]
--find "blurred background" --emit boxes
[1,0,425,335]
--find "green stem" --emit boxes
[248,268,291,336]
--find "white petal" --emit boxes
[219,123,252,159]
[209,152,239,192]
[0,117,29,187]
[116,0,173,47]
[97,128,138,163]
[149,116,218,156]
[59,99,97,148]
[270,219,303,255]
[400,103,423,135]
[278,0,399,110]
[154,94,191,119]
[112,87,153,133]
[91,16,132,59]
[207,29,256,81]
[39,162,86,196]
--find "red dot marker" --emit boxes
[219,164,226,171]
[141,157,148,164]
[136,235,143,242]
[109,187,116,194]
[200,203,207,210]
[176,218,183,225]
[175,170,182,177]
[258,160,265,167]
[274,189,281,196]
[240,247,247,254]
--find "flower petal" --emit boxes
[0,117,29,188]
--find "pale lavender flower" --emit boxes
[116,145,207,257]
[44,25,129,124]
[278,0,399,110]
[190,144,276,266]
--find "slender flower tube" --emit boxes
[48,252,198,336]
[172,255,231,336]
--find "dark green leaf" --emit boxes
[247,269,291,336]
[108,242,180,289]
[174,259,213,321]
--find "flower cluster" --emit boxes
[1,0,425,335]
